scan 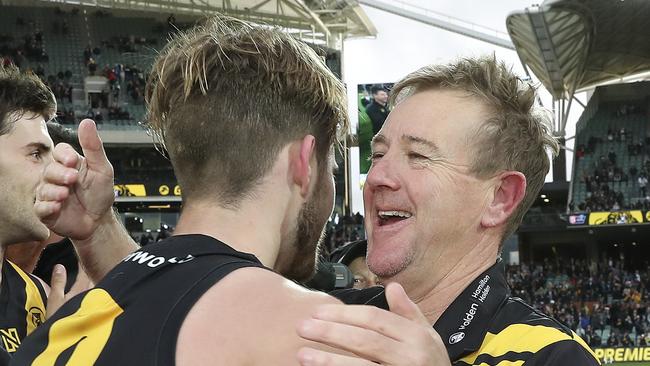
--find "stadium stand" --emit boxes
[0,5,169,129]
[570,90,650,213]
[507,259,650,348]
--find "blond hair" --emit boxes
[391,56,559,241]
[145,15,348,207]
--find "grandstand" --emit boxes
[571,88,650,213]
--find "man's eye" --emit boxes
[30,151,42,160]
[369,152,384,162]
[408,152,426,160]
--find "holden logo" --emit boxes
[449,332,465,345]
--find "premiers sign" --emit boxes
[568,210,650,226]
[594,347,650,363]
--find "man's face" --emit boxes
[374,90,388,105]
[282,150,336,281]
[348,256,378,289]
[363,89,494,284]
[0,114,53,246]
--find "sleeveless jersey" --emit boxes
[12,234,266,365]
[0,260,47,355]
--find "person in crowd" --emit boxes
[366,85,390,135]
[330,240,378,289]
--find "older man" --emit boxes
[297,57,600,366]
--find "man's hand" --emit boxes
[35,119,115,241]
[296,283,451,366]
[46,264,93,318]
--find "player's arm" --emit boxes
[35,119,138,283]
[176,267,352,365]
[71,208,137,282]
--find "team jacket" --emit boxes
[333,260,601,365]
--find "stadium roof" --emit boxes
[25,0,376,49]
[506,0,650,100]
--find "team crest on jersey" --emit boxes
[29,306,45,327]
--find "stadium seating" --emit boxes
[570,102,650,212]
[507,259,650,348]
[0,5,169,128]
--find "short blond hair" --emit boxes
[391,56,559,241]
[145,15,348,206]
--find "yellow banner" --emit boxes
[113,184,147,197]
[594,347,650,362]
[588,211,643,225]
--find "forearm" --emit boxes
[72,208,139,283]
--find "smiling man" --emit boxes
[298,57,601,366]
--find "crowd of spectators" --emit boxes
[575,116,650,212]
[1,7,166,128]
[0,26,49,68]
[576,147,629,212]
[507,258,650,348]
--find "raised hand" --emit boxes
[35,119,115,240]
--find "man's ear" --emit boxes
[481,171,527,228]
[290,135,316,197]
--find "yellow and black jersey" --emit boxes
[0,260,47,355]
[333,259,600,366]
[11,235,267,366]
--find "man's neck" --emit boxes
[173,199,287,270]
[386,235,499,324]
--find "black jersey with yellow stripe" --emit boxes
[11,234,266,366]
[0,260,47,354]
[333,258,600,366]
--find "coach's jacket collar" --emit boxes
[433,260,510,361]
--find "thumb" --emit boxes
[78,119,111,173]
[46,264,67,319]
[386,282,431,326]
